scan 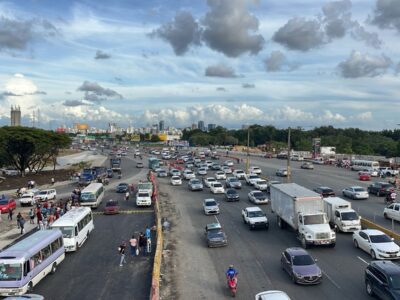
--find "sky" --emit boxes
[0,0,399,130]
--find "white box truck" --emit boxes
[271,183,336,248]
[323,197,361,233]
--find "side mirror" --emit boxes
[314,258,318,262]
[392,238,395,241]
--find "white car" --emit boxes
[384,203,400,222]
[255,290,291,300]
[34,189,57,201]
[210,182,225,194]
[254,179,268,191]
[245,173,260,185]
[353,229,400,260]
[342,186,369,200]
[197,167,207,175]
[249,166,262,175]
[183,169,195,180]
[203,198,220,215]
[224,160,234,167]
[233,169,246,180]
[215,171,226,180]
[170,169,181,177]
[248,191,269,204]
[18,189,40,206]
[170,176,182,186]
[204,177,217,188]
[221,166,232,174]
[136,190,152,206]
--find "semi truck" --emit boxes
[110,158,121,171]
[323,197,361,233]
[271,183,336,248]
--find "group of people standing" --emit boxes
[118,226,152,267]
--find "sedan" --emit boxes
[301,162,314,170]
[276,169,288,177]
[221,166,232,174]
[170,176,182,186]
[210,182,225,194]
[116,183,129,193]
[197,167,207,176]
[225,177,242,189]
[248,191,269,204]
[353,229,400,259]
[358,171,371,181]
[233,169,246,179]
[0,196,16,213]
[254,291,291,300]
[224,160,234,167]
[342,186,369,200]
[281,247,322,285]
[384,203,400,222]
[245,174,260,186]
[156,169,168,177]
[254,179,268,191]
[188,179,203,191]
[215,171,226,180]
[249,166,262,175]
[183,170,195,180]
[314,186,335,198]
[211,164,221,171]
[368,182,395,197]
[104,199,120,215]
[203,198,220,215]
[225,188,240,202]
[170,169,181,177]
[203,177,217,188]
[205,222,227,248]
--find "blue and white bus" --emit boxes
[80,182,104,208]
[51,207,94,252]
[0,229,65,296]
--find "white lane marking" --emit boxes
[322,270,341,290]
[357,256,369,265]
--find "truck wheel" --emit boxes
[329,243,336,248]
[301,236,308,249]
[384,213,388,219]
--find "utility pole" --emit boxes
[246,126,250,173]
[286,127,291,183]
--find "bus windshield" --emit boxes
[80,192,95,202]
[56,226,75,238]
[0,262,22,281]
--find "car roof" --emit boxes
[318,186,332,190]
[285,247,309,256]
[361,229,385,235]
[371,261,400,275]
[204,198,216,202]
[255,290,291,300]
[246,206,262,212]
[206,223,222,230]
[349,186,363,189]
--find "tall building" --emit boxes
[191,123,197,130]
[208,123,216,131]
[10,105,21,126]
[198,120,205,131]
[159,120,165,131]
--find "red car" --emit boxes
[0,196,16,213]
[359,171,371,181]
[104,199,120,215]
[176,158,184,164]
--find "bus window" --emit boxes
[51,238,62,253]
[41,245,52,260]
[75,226,78,236]
[32,252,42,266]
[23,260,30,276]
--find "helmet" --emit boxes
[229,264,234,269]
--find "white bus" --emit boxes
[350,160,379,171]
[0,230,65,296]
[80,183,104,208]
[51,207,94,252]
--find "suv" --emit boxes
[365,260,400,299]
[368,182,395,197]
[34,189,57,201]
[314,186,335,198]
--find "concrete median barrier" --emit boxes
[361,217,400,241]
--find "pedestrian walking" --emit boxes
[125,191,129,201]
[18,216,25,235]
[129,235,138,256]
[118,241,127,266]
[16,212,22,229]
[139,233,147,256]
[8,209,13,221]
[28,208,35,224]
[51,177,55,185]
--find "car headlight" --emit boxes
[317,270,322,277]
[306,234,312,239]
[293,272,303,278]
[331,232,336,238]
[377,249,385,254]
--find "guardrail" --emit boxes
[149,176,163,300]
[361,218,400,240]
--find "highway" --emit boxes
[33,151,155,300]
[157,153,399,300]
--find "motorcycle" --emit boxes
[227,274,238,297]
[385,193,397,205]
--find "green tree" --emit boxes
[151,135,161,142]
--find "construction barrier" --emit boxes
[361,218,400,241]
[149,179,163,300]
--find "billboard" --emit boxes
[75,123,89,130]
[130,134,140,142]
[312,138,321,158]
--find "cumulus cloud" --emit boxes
[62,100,91,107]
[150,11,202,55]
[370,0,400,32]
[0,16,58,52]
[64,105,126,122]
[264,50,300,72]
[242,83,255,88]
[77,81,122,103]
[337,51,392,78]
[94,50,111,59]
[202,0,265,57]
[355,111,372,120]
[205,64,238,78]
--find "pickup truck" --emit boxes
[378,167,399,177]
[241,207,269,230]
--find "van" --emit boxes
[35,189,57,201]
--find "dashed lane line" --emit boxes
[357,256,369,265]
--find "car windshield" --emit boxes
[254,192,266,199]
[389,274,400,289]
[341,212,359,221]
[186,171,193,174]
[191,180,200,184]
[322,188,333,193]
[229,178,239,183]
[21,195,32,199]
[248,211,265,218]
[249,175,258,179]
[370,234,392,243]
[106,201,118,207]
[38,191,47,195]
[257,181,267,185]
[227,190,237,195]
[56,226,74,238]
[205,201,217,206]
[0,263,22,281]
[208,178,216,182]
[172,176,180,180]
[354,188,365,192]
[292,255,314,266]
[303,215,327,225]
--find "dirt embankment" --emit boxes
[158,189,180,300]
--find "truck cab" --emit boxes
[323,197,361,232]
[297,212,336,248]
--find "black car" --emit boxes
[314,186,335,198]
[365,260,400,299]
[116,183,129,193]
[225,188,240,202]
[368,182,395,197]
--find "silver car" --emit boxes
[203,198,220,215]
[342,186,369,199]
[188,179,204,191]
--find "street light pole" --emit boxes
[246,126,250,173]
[287,127,291,183]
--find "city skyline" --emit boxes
[0,0,399,130]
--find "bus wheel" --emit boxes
[51,263,57,274]
[76,242,79,251]
[28,282,33,292]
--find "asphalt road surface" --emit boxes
[34,151,155,300]
[156,153,399,300]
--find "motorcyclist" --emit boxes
[386,191,397,202]
[226,265,238,280]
